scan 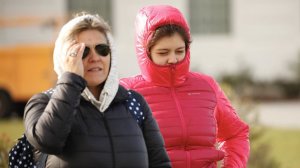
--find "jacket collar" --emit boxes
[82,84,129,112]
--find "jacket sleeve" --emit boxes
[24,72,86,154]
[119,77,132,89]
[120,76,142,90]
[132,91,172,168]
[209,78,250,168]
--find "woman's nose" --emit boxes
[89,49,101,61]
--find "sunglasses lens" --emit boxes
[82,44,110,59]
[82,47,90,59]
[95,44,110,56]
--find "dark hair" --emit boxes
[147,24,191,53]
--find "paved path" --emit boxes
[257,100,300,129]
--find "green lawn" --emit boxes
[261,127,300,168]
[0,119,25,168]
[1,119,300,167]
[0,119,24,142]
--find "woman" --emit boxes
[24,12,171,168]
[121,5,250,168]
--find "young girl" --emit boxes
[121,5,250,168]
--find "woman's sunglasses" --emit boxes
[82,44,111,59]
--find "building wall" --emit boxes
[1,0,299,81]
[0,0,66,46]
[114,0,300,81]
[191,0,300,81]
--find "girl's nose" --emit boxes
[167,55,178,64]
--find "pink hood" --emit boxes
[135,5,191,87]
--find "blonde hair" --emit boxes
[59,12,111,44]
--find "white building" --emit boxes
[1,0,300,81]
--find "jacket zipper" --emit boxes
[101,113,116,168]
[170,65,190,168]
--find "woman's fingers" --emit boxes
[77,43,85,59]
[64,42,85,77]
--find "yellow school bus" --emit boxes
[0,44,56,117]
[0,1,66,117]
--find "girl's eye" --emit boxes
[157,52,168,56]
[176,50,185,54]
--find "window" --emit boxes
[67,0,111,26]
[189,0,231,35]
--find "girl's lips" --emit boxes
[88,67,102,71]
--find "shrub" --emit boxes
[0,133,13,168]
[220,83,281,168]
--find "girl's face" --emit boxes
[149,33,186,66]
[77,29,110,88]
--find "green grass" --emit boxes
[0,119,24,168]
[0,118,24,142]
[261,127,300,168]
[1,119,300,167]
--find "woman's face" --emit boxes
[76,29,110,88]
[149,33,186,66]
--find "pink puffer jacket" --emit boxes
[121,5,249,168]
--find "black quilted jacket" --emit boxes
[24,72,171,168]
